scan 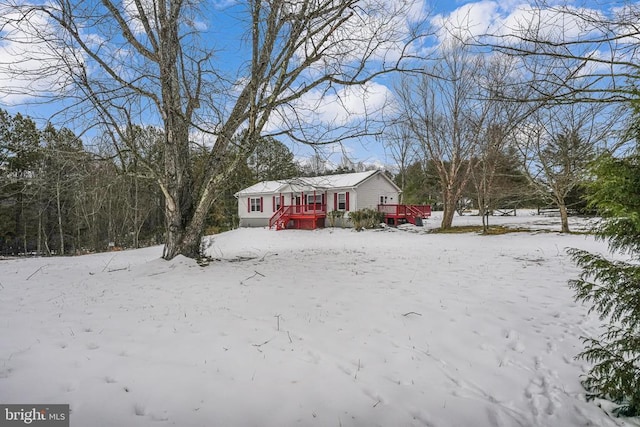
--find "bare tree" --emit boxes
[0,0,429,259]
[40,125,88,255]
[384,120,418,200]
[396,40,486,229]
[301,151,328,176]
[442,1,629,233]
[515,101,616,232]
[466,54,538,232]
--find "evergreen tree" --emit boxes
[0,112,42,255]
[568,147,640,416]
[397,160,439,206]
[0,111,169,255]
[247,136,299,182]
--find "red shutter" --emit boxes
[272,196,276,212]
[247,198,250,213]
[334,193,338,210]
[260,197,264,212]
[345,192,350,211]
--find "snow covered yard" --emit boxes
[1,213,638,426]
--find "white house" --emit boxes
[235,170,430,230]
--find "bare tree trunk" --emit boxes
[21,197,27,255]
[133,165,140,249]
[162,119,197,259]
[441,188,457,229]
[559,203,570,233]
[107,192,113,248]
[75,203,80,253]
[483,210,490,232]
[37,210,42,256]
[478,194,489,233]
[56,181,64,255]
[163,147,243,259]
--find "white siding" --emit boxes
[354,173,400,210]
[237,195,274,227]
[323,190,350,228]
[326,190,352,212]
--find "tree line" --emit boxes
[0,112,300,255]
[0,111,164,255]
[0,113,380,256]
[0,100,606,256]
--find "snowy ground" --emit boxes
[1,212,638,426]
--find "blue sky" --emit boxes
[0,0,622,172]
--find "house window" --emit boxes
[275,196,281,211]
[337,193,346,210]
[379,195,388,205]
[250,197,262,212]
[306,194,322,210]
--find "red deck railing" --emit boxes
[270,204,429,230]
[377,204,431,218]
[269,204,327,230]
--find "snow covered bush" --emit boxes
[363,208,385,229]
[327,210,344,228]
[568,151,640,416]
[348,209,385,231]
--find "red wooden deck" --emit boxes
[269,204,431,230]
[377,204,431,225]
[269,204,327,230]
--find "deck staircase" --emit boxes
[269,206,293,230]
[377,204,431,225]
[404,205,431,225]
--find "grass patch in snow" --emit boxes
[430,224,593,235]
[430,225,534,235]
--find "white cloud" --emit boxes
[313,82,394,125]
[431,1,610,45]
[431,0,500,43]
[265,81,395,135]
[426,1,635,90]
